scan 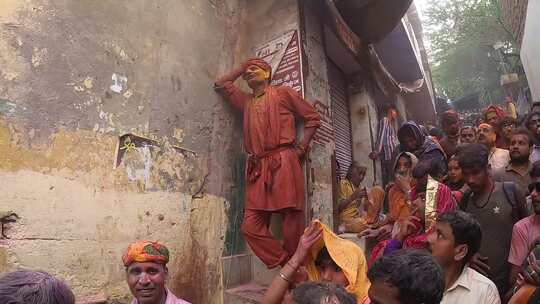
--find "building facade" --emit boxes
[501,0,539,102]
[0,1,434,303]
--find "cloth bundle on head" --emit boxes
[483,105,506,120]
[122,241,170,267]
[305,220,370,303]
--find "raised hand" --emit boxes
[290,221,323,265]
[377,224,393,241]
[522,261,540,286]
[357,227,380,239]
[395,174,412,193]
[352,187,368,201]
[395,216,420,242]
[469,253,490,276]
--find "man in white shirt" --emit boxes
[428,211,501,304]
[478,123,510,171]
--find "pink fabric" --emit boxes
[370,183,456,265]
[131,289,191,304]
[508,215,540,266]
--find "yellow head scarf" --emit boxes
[305,220,370,303]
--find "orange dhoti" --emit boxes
[215,79,321,268]
[241,147,308,268]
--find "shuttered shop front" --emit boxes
[328,61,353,179]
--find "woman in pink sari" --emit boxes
[369,159,457,265]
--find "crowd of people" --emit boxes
[326,103,540,304]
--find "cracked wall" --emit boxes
[301,1,334,227]
[0,0,246,303]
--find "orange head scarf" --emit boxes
[245,58,272,79]
[122,241,170,267]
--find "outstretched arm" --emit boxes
[214,65,245,88]
[261,221,322,304]
[214,63,250,110]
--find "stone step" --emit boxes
[224,282,268,304]
[75,292,107,304]
[251,252,280,286]
[222,253,253,289]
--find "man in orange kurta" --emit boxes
[214,58,321,268]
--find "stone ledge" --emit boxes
[225,282,267,304]
[76,292,107,304]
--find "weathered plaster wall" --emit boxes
[240,0,299,51]
[302,1,335,227]
[0,0,246,303]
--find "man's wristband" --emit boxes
[279,272,292,284]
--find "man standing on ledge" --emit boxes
[214,58,321,268]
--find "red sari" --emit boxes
[370,182,457,265]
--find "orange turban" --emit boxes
[245,58,272,74]
[478,123,492,130]
[122,241,170,267]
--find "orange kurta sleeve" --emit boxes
[282,87,321,129]
[215,80,251,111]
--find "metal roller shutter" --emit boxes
[328,61,353,179]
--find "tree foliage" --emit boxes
[424,0,521,103]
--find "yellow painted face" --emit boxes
[243,65,270,83]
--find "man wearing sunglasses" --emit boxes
[509,161,540,287]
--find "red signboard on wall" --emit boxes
[254,29,304,97]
